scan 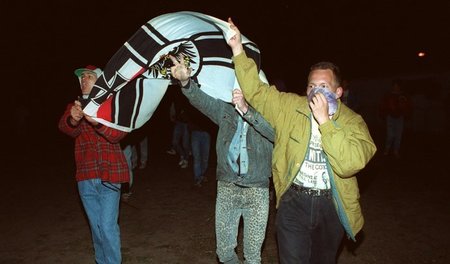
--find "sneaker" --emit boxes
[194,177,204,186]
[180,159,188,169]
[194,180,202,187]
[166,149,176,155]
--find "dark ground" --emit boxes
[1,126,449,263]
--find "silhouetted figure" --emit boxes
[185,103,213,186]
[121,123,149,200]
[166,87,191,168]
[380,80,411,158]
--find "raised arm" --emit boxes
[169,55,191,87]
[169,55,223,124]
[227,18,287,128]
[227,18,244,57]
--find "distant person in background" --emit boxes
[121,125,149,200]
[133,123,150,170]
[169,55,275,264]
[185,102,213,186]
[58,65,129,264]
[341,79,351,106]
[166,87,191,169]
[380,80,411,158]
[121,139,136,201]
[341,79,360,113]
[165,95,178,156]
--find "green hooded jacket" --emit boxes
[232,52,377,240]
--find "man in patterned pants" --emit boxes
[170,55,274,264]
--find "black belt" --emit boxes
[233,183,251,188]
[290,184,331,197]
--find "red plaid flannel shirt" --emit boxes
[58,103,130,183]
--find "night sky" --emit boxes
[3,0,449,141]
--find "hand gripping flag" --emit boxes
[83,11,266,132]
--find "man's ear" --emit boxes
[335,87,344,99]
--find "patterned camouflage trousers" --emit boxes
[215,181,269,264]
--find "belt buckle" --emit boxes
[291,184,330,197]
[307,188,318,196]
[311,189,320,196]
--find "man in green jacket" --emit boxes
[227,18,377,264]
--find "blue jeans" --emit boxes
[276,187,344,264]
[215,181,269,264]
[172,121,190,160]
[78,179,122,264]
[123,136,148,187]
[191,130,210,183]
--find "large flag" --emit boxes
[83,11,265,132]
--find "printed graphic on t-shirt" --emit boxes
[294,118,330,190]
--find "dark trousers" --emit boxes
[276,187,344,264]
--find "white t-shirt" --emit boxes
[293,116,331,190]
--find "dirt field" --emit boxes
[1,131,449,264]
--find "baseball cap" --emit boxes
[74,65,102,78]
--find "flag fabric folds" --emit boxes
[83,11,264,132]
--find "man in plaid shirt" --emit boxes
[58,65,129,264]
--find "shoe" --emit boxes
[179,159,188,169]
[194,179,202,187]
[166,149,176,155]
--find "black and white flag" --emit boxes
[83,11,265,132]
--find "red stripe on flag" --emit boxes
[131,67,146,80]
[96,96,114,122]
